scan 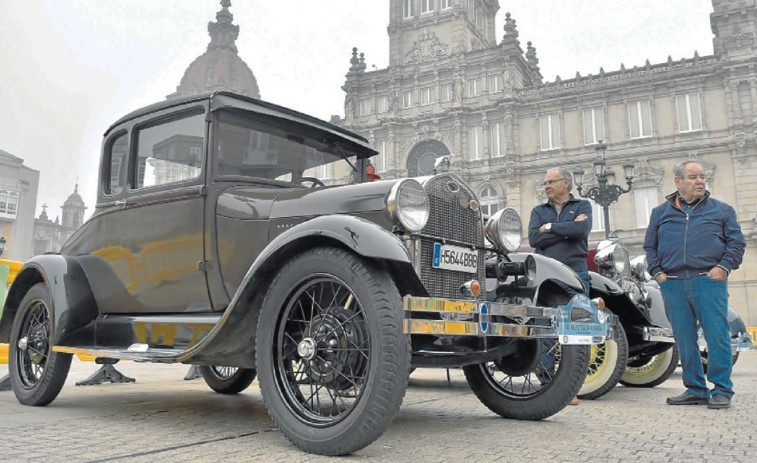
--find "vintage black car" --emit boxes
[1,92,611,455]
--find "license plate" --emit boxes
[432,243,478,274]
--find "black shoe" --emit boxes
[666,392,708,405]
[707,394,731,409]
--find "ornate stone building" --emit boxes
[167,0,260,100]
[0,149,39,261]
[342,0,757,324]
[32,186,86,255]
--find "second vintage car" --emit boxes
[1,92,610,455]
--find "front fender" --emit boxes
[188,214,412,365]
[508,252,584,294]
[0,255,98,346]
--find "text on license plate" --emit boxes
[432,243,478,274]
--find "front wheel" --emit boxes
[578,316,628,400]
[463,339,589,420]
[256,247,409,455]
[200,366,256,394]
[9,283,72,406]
[620,344,679,388]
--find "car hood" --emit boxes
[269,179,401,219]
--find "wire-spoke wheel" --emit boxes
[620,344,679,388]
[256,247,408,455]
[9,283,71,406]
[200,366,257,394]
[464,338,589,420]
[578,314,628,399]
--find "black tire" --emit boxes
[255,246,410,456]
[578,315,629,400]
[463,340,590,420]
[620,344,679,388]
[9,283,72,406]
[200,366,257,394]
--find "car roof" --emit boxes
[104,91,378,157]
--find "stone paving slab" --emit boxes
[1,351,755,462]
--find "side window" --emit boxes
[106,133,127,195]
[135,112,205,189]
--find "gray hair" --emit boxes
[673,160,701,179]
[547,167,573,192]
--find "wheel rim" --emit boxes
[209,366,239,380]
[273,275,370,425]
[482,340,559,399]
[16,299,51,389]
[625,352,666,377]
[585,342,610,380]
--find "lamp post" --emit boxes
[0,236,5,257]
[573,141,635,238]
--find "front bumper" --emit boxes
[403,293,611,345]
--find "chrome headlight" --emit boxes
[485,207,522,252]
[630,255,650,281]
[594,241,630,275]
[386,179,429,232]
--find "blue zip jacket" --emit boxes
[643,191,746,279]
[528,194,592,273]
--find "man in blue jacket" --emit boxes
[644,160,746,409]
[529,167,593,293]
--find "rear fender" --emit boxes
[0,255,98,346]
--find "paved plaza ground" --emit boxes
[1,350,755,462]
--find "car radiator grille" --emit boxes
[419,174,486,301]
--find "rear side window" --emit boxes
[134,112,206,189]
[106,133,127,195]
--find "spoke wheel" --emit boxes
[200,366,257,394]
[464,339,589,420]
[275,276,370,423]
[578,314,628,399]
[256,247,408,455]
[9,283,72,406]
[620,344,679,388]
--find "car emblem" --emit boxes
[447,181,459,192]
[480,303,489,333]
[469,200,479,211]
[459,198,469,209]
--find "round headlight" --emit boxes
[484,207,522,252]
[612,244,630,275]
[387,179,429,232]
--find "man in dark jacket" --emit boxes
[529,167,593,293]
[644,160,746,409]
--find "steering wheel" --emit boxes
[293,176,326,188]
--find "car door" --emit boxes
[65,105,212,314]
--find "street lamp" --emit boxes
[0,236,5,257]
[573,141,635,238]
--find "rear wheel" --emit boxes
[9,283,72,406]
[256,247,409,455]
[200,366,256,394]
[578,315,628,400]
[620,344,679,388]
[463,339,589,420]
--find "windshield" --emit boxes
[214,110,357,184]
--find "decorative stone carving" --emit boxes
[405,31,449,65]
[724,25,755,50]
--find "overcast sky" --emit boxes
[0,1,716,221]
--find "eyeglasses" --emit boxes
[542,178,567,187]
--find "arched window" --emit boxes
[479,186,499,217]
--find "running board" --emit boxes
[53,345,186,363]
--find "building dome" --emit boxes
[63,184,85,209]
[168,1,260,99]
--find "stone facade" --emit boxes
[342,0,757,324]
[0,149,39,261]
